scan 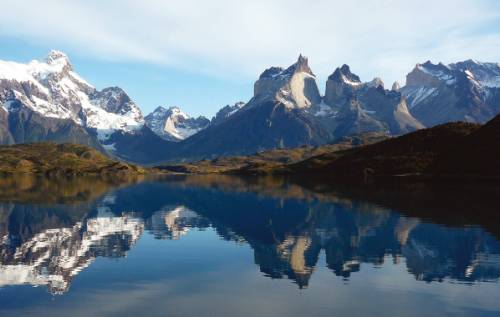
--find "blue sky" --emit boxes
[1,0,499,117]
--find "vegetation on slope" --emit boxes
[157,132,387,174]
[0,142,146,175]
[286,115,500,180]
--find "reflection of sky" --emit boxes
[1,229,500,317]
[1,176,500,317]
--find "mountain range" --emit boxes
[1,51,499,163]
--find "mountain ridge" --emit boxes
[1,51,499,164]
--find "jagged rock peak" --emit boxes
[288,54,315,76]
[417,60,451,73]
[259,54,315,79]
[392,81,401,91]
[328,64,362,86]
[90,86,142,119]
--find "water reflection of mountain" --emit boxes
[0,176,499,294]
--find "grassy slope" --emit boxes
[0,142,146,175]
[157,132,388,174]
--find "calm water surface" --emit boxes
[0,175,499,317]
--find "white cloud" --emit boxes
[1,0,499,85]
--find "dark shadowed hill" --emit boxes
[286,115,500,179]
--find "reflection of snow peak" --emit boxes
[465,254,500,278]
[0,202,202,294]
[155,205,200,240]
[0,215,144,294]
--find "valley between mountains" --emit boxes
[1,51,499,179]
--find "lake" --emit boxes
[0,175,499,317]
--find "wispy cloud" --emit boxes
[1,0,499,84]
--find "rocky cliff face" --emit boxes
[253,55,321,109]
[317,65,424,137]
[324,64,363,106]
[210,102,245,126]
[155,56,427,161]
[0,105,13,144]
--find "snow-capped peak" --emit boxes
[145,106,209,141]
[28,50,74,82]
[0,51,144,143]
[45,50,70,66]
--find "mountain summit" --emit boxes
[401,60,500,126]
[254,55,321,109]
[145,106,209,141]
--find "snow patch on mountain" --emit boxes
[312,100,337,117]
[8,89,75,120]
[402,87,437,108]
[341,74,363,86]
[416,63,456,85]
[450,60,500,88]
